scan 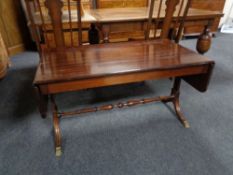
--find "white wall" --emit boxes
[220,0,233,26]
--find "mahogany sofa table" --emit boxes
[34,39,214,156]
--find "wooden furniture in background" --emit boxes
[0,33,9,79]
[25,0,215,156]
[87,7,223,53]
[96,0,148,8]
[184,0,226,35]
[1,0,223,56]
[0,0,32,56]
[93,0,225,36]
[26,0,97,48]
[30,3,223,54]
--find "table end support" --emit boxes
[171,78,190,128]
[51,95,62,157]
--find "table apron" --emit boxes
[38,65,209,95]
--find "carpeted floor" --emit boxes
[0,33,233,175]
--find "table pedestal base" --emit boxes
[48,78,189,157]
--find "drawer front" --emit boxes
[184,0,225,35]
[97,0,148,8]
[191,0,225,11]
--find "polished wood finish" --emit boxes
[58,96,173,117]
[26,0,215,156]
[34,40,213,86]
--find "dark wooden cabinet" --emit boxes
[184,0,226,35]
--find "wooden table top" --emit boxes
[34,39,213,85]
[34,7,223,24]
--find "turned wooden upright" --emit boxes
[25,0,215,157]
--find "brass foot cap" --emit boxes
[55,147,62,157]
[183,121,190,128]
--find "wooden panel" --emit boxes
[97,0,148,8]
[0,33,9,79]
[0,0,32,56]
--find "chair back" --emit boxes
[24,0,192,51]
[146,0,192,43]
[25,0,83,51]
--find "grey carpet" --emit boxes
[0,33,233,175]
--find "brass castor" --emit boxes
[183,120,190,128]
[55,147,62,157]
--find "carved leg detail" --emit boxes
[53,113,62,156]
[51,95,62,157]
[172,96,190,128]
[171,78,190,128]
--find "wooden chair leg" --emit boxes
[51,95,62,157]
[53,112,62,156]
[34,86,48,118]
[171,78,190,128]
